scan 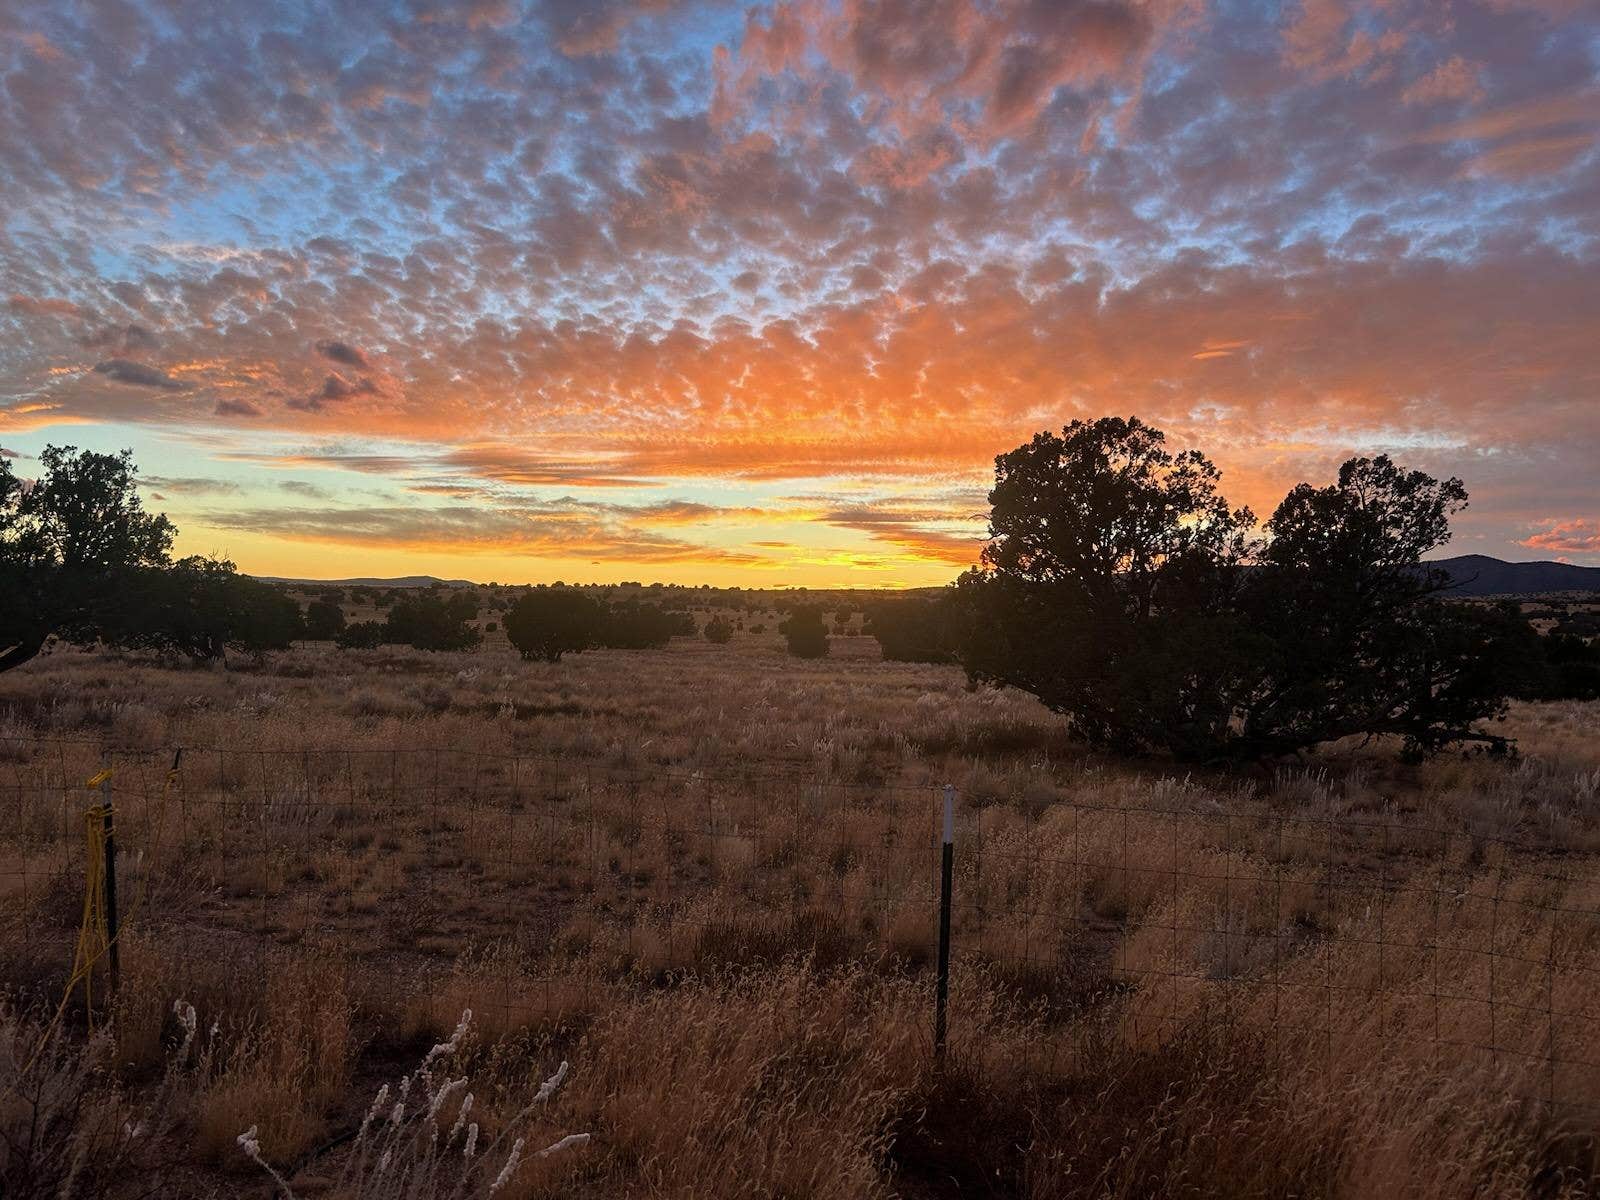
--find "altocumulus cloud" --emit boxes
[92,360,189,391]
[314,339,371,368]
[0,0,1594,570]
[196,503,766,564]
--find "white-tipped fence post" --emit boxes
[935,782,954,1060]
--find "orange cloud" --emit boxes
[1,0,1594,583]
[1520,519,1600,556]
[195,503,770,565]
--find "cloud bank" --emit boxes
[1,0,1595,577]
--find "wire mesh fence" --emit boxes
[3,734,1598,1122]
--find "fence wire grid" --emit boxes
[2,734,1598,1123]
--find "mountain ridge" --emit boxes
[1428,554,1600,596]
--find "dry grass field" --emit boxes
[4,626,1600,1198]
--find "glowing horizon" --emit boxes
[3,0,1597,586]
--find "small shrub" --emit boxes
[337,621,388,650]
[779,607,828,658]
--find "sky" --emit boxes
[1,0,1597,587]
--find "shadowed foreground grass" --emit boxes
[2,639,1598,1197]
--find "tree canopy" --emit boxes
[504,588,603,662]
[779,606,829,659]
[303,598,347,641]
[100,556,303,662]
[957,418,1519,761]
[382,591,482,651]
[1,447,175,672]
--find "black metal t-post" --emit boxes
[101,757,120,993]
[935,782,954,1061]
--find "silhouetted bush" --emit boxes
[302,598,346,641]
[382,592,481,651]
[337,621,387,650]
[864,598,959,664]
[1503,628,1600,701]
[704,617,733,644]
[105,556,303,662]
[958,416,1521,761]
[505,588,603,662]
[598,601,678,650]
[779,606,829,659]
[1541,633,1600,699]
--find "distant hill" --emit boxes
[1429,555,1600,596]
[258,575,474,588]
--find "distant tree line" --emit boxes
[0,447,722,667]
[339,590,699,655]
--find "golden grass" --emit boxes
[1,636,1598,1196]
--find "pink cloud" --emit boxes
[0,0,1595,576]
[1520,519,1600,555]
[1401,56,1485,106]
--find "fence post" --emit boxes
[100,754,120,994]
[935,782,954,1061]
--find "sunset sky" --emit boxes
[2,0,1597,586]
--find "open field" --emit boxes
[4,634,1600,1198]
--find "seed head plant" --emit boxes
[238,1009,588,1199]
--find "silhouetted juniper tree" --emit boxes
[863,597,960,664]
[504,587,603,662]
[103,556,303,662]
[779,606,829,659]
[957,417,1517,760]
[382,591,481,651]
[1,446,175,672]
[302,597,347,641]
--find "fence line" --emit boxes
[2,736,1598,1120]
